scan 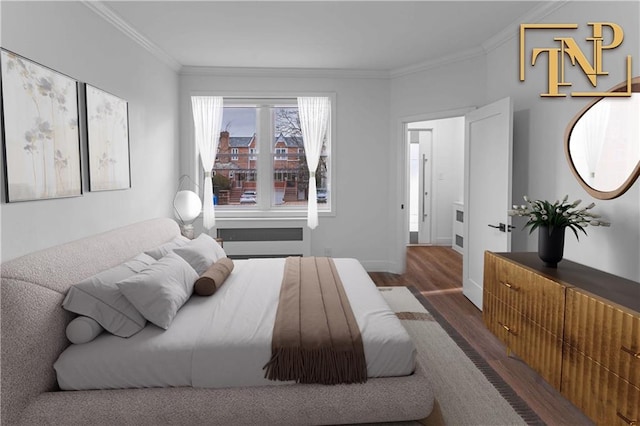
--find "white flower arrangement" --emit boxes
[508,195,611,240]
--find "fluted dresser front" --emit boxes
[483,251,639,426]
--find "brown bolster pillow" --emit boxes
[194,257,234,296]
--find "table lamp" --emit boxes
[173,190,202,239]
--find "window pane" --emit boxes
[208,101,330,211]
[272,107,329,207]
[213,107,258,207]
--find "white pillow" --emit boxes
[66,316,104,344]
[117,252,199,329]
[62,253,154,337]
[145,235,190,260]
[173,233,227,275]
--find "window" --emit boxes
[211,98,331,214]
[275,148,287,160]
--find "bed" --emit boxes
[1,218,435,425]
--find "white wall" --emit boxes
[179,70,392,270]
[0,2,179,262]
[408,117,465,246]
[485,1,639,282]
[389,1,639,282]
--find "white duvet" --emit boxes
[54,258,416,390]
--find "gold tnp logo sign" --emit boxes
[520,23,633,97]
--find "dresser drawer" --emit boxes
[562,345,640,426]
[483,291,521,341]
[565,288,640,388]
[484,253,566,336]
[484,293,563,388]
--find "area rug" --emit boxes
[378,286,543,426]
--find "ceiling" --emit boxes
[102,1,544,73]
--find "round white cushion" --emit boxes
[66,316,104,344]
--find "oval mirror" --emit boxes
[565,76,640,199]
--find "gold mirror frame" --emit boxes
[564,76,640,200]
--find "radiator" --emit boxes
[216,222,311,259]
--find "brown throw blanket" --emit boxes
[263,256,367,385]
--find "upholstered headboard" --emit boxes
[0,218,180,425]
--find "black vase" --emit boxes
[538,225,566,268]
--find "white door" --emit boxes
[463,97,513,310]
[409,129,433,244]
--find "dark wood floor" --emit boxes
[369,246,594,426]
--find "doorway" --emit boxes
[406,117,465,247]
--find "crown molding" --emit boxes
[82,1,181,72]
[82,0,571,80]
[389,46,485,79]
[390,1,570,78]
[482,1,570,53]
[180,65,390,79]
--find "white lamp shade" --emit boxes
[174,190,202,224]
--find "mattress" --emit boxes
[54,258,416,390]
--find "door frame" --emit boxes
[394,107,475,274]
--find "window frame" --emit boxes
[230,147,239,161]
[275,147,287,160]
[196,93,336,220]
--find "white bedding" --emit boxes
[54,258,416,390]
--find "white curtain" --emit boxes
[191,96,223,230]
[297,97,330,229]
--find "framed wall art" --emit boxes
[0,49,82,202]
[86,84,130,191]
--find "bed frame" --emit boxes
[1,218,434,425]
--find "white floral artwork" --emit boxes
[1,49,82,202]
[86,84,130,191]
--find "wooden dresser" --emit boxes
[483,251,640,426]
